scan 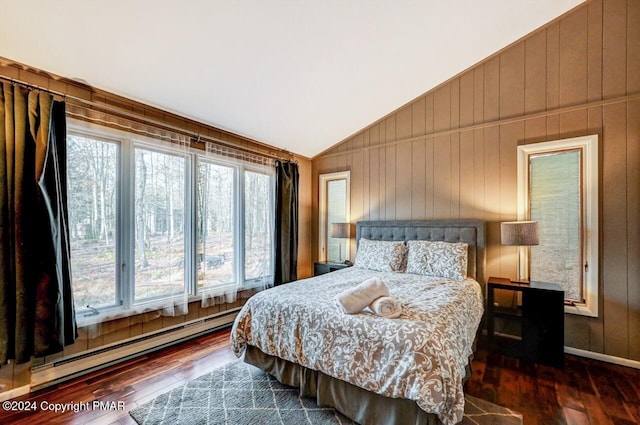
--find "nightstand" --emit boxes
[486,276,564,368]
[314,261,351,276]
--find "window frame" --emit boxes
[129,141,192,305]
[318,171,351,262]
[517,134,599,317]
[67,120,275,326]
[191,156,275,294]
[66,129,123,315]
[242,165,276,286]
[194,156,239,291]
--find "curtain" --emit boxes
[274,160,299,285]
[0,83,77,364]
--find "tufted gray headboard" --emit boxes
[356,220,487,283]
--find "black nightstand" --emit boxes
[314,261,351,276]
[486,276,564,368]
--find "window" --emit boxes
[67,122,275,322]
[517,135,599,317]
[67,135,119,312]
[196,161,235,288]
[529,150,581,301]
[244,170,273,281]
[134,148,186,300]
[319,171,350,262]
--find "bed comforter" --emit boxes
[231,267,484,425]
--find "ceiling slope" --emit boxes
[0,0,584,157]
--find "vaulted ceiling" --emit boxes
[0,0,584,157]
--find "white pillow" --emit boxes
[354,239,408,272]
[406,240,468,279]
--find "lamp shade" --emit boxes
[500,221,539,246]
[330,222,352,239]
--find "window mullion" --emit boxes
[237,165,245,285]
[114,138,123,308]
[121,138,135,310]
[185,153,196,296]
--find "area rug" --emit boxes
[130,360,522,425]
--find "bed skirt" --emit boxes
[244,344,455,425]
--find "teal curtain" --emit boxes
[0,83,77,364]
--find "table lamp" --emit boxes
[330,222,353,263]
[500,221,539,282]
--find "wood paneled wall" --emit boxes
[0,59,313,394]
[297,155,314,279]
[313,0,640,361]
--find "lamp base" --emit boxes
[516,246,532,283]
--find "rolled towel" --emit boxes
[369,296,402,319]
[335,277,390,314]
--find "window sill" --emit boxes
[564,303,598,318]
[76,307,127,328]
[76,296,189,328]
[76,282,267,327]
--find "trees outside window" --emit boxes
[244,170,273,281]
[66,125,275,322]
[197,161,235,288]
[67,135,118,312]
[134,148,186,300]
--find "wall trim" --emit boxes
[0,385,31,402]
[316,91,640,160]
[564,346,640,370]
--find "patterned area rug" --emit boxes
[130,360,522,425]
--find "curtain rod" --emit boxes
[0,75,293,162]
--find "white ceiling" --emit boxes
[0,0,583,158]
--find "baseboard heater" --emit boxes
[30,308,240,391]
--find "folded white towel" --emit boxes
[335,277,390,314]
[369,296,402,319]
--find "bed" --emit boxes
[231,220,486,425]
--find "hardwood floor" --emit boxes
[1,327,639,424]
[466,341,640,425]
[0,329,237,425]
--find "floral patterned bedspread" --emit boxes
[231,267,484,425]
